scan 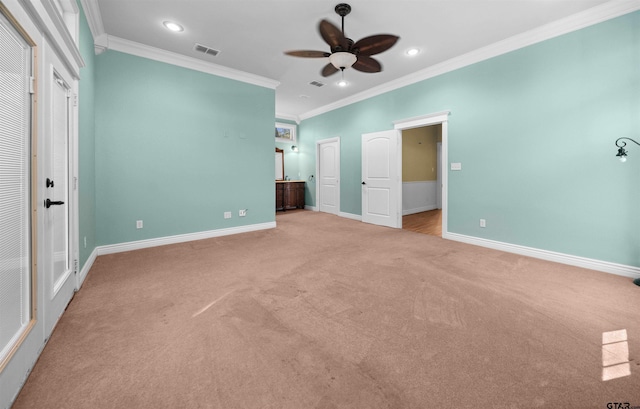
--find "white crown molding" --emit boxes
[97,222,276,256]
[78,0,279,88]
[103,35,280,89]
[79,0,104,41]
[444,232,640,280]
[276,112,301,124]
[298,0,640,121]
[94,33,108,54]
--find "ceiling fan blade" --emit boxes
[352,55,382,73]
[352,35,399,56]
[285,50,331,58]
[319,19,348,52]
[321,63,340,77]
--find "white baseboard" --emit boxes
[306,205,357,221]
[308,206,360,221]
[97,222,276,256]
[304,205,362,222]
[78,220,638,291]
[402,205,438,216]
[444,232,640,280]
[340,212,362,221]
[76,247,98,290]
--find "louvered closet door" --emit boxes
[0,9,35,368]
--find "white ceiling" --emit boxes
[89,0,620,121]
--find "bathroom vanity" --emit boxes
[275,147,304,211]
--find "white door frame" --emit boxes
[0,2,81,408]
[436,142,442,210]
[394,111,450,236]
[315,137,340,214]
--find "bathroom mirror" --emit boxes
[275,147,284,180]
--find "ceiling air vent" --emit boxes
[194,43,220,57]
[309,81,324,87]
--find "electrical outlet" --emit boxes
[224,211,232,219]
[136,220,143,229]
[239,209,247,217]
[480,219,486,228]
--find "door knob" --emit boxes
[361,181,366,185]
[45,199,64,208]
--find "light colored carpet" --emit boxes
[13,210,640,408]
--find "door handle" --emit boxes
[45,199,65,208]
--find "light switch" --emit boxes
[450,162,462,171]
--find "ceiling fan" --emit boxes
[285,3,400,77]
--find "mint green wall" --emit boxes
[299,12,640,267]
[95,51,275,245]
[77,0,96,269]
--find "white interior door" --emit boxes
[362,130,401,228]
[43,53,76,336]
[317,138,340,215]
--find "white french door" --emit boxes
[361,130,401,228]
[0,6,36,371]
[317,138,340,215]
[0,2,80,406]
[42,49,76,336]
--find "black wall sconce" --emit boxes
[615,137,640,286]
[615,137,640,162]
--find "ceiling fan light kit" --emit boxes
[329,52,357,70]
[284,3,400,79]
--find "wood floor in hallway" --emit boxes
[402,209,442,236]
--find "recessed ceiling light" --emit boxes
[163,21,184,32]
[406,48,420,56]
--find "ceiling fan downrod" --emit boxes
[335,3,351,35]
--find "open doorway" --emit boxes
[360,111,449,233]
[401,124,443,237]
